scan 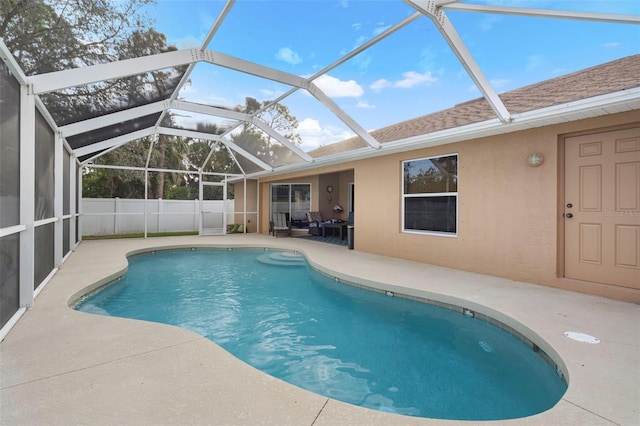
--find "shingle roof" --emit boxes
[309,54,640,158]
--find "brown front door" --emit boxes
[564,127,640,289]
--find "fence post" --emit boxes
[114,197,120,234]
[157,198,162,233]
[194,199,199,232]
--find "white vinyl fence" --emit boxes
[81,198,235,236]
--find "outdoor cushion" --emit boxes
[306,212,323,223]
[306,211,325,236]
[271,212,291,237]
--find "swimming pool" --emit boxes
[74,248,567,420]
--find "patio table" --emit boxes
[322,222,347,239]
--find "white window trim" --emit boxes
[401,153,458,237]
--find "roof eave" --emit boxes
[247,87,640,179]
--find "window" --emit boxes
[402,154,458,235]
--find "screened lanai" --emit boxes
[1,1,639,333]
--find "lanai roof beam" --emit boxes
[30,50,196,94]
[75,128,156,158]
[60,101,168,137]
[154,1,236,128]
[242,13,424,151]
[29,48,307,95]
[171,100,249,122]
[0,39,28,85]
[61,100,251,139]
[441,3,640,24]
[406,0,512,124]
[304,80,382,149]
[158,127,272,172]
[250,117,314,162]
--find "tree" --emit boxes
[1,1,195,198]
[86,138,150,198]
[1,0,154,75]
[1,3,302,198]
[148,133,189,199]
[232,97,302,167]
[1,1,186,126]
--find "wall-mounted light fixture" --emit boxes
[527,153,544,167]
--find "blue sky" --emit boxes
[145,0,640,151]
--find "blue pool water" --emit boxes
[75,249,567,420]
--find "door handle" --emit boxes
[565,213,573,218]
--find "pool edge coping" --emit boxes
[68,243,570,392]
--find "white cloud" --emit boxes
[373,24,391,36]
[354,35,368,48]
[602,41,621,48]
[395,71,438,88]
[259,88,285,99]
[275,47,302,65]
[370,78,391,92]
[356,100,375,109]
[352,54,372,72]
[313,74,364,97]
[173,35,203,49]
[297,118,355,150]
[172,13,215,49]
[178,86,234,107]
[370,71,438,92]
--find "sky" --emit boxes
[143,0,640,151]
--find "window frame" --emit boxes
[401,153,458,237]
[269,182,311,223]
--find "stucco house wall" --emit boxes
[247,110,638,303]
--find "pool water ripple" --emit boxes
[75,249,567,420]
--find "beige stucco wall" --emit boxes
[244,111,639,302]
[355,129,559,287]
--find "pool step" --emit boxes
[257,251,306,266]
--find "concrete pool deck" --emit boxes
[1,234,638,425]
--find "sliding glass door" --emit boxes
[271,183,311,227]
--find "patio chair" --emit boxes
[306,211,325,236]
[270,212,292,237]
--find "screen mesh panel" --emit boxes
[0,64,21,228]
[67,113,162,150]
[0,233,20,328]
[34,223,55,289]
[63,149,70,215]
[63,218,70,256]
[40,67,187,127]
[35,111,55,221]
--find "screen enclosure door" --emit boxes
[199,181,228,236]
